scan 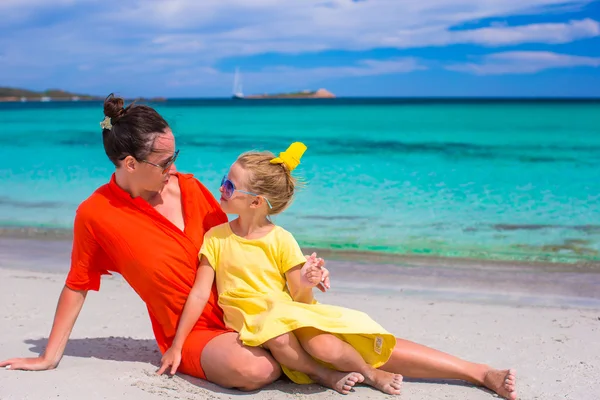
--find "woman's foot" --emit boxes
[315,371,364,395]
[362,368,403,395]
[483,368,517,400]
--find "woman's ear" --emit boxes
[123,155,137,172]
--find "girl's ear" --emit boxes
[249,196,261,209]
[250,196,267,210]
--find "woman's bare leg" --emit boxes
[200,332,280,391]
[380,338,517,400]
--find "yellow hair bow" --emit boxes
[270,142,307,171]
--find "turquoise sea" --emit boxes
[1,99,599,263]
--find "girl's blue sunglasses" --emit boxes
[220,176,273,209]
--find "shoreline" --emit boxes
[2,236,599,310]
[2,226,599,273]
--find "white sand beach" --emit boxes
[0,238,599,400]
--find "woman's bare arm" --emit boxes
[0,285,87,371]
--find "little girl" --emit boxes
[159,142,403,395]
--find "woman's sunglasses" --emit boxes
[140,149,180,174]
[220,176,273,209]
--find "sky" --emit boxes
[1,0,599,98]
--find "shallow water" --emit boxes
[1,99,599,263]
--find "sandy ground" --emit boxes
[1,262,599,400]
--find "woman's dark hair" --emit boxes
[101,93,169,166]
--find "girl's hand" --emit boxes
[0,356,56,371]
[300,253,321,287]
[301,252,330,292]
[157,347,182,376]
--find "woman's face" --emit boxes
[128,128,178,192]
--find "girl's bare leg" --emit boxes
[264,332,364,395]
[296,328,402,395]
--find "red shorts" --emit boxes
[178,328,232,379]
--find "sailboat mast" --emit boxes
[232,67,243,99]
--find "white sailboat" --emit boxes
[232,67,244,99]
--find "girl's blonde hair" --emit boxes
[235,151,301,215]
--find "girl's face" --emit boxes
[219,162,258,215]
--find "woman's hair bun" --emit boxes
[103,93,125,121]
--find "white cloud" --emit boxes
[0,0,78,11]
[423,18,599,47]
[321,18,600,52]
[129,1,599,58]
[166,58,426,88]
[1,0,598,95]
[3,1,599,59]
[447,51,600,74]
[0,0,92,27]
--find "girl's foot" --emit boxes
[483,368,517,400]
[315,371,364,395]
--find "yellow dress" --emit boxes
[200,223,396,384]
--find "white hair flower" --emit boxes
[100,116,112,130]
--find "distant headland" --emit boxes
[0,87,168,103]
[0,87,102,102]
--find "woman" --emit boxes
[0,95,517,400]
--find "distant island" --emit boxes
[0,87,102,102]
[235,88,336,100]
[231,68,335,100]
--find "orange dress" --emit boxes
[65,172,230,379]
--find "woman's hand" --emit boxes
[0,356,56,371]
[157,346,182,376]
[317,264,331,292]
[0,286,88,373]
